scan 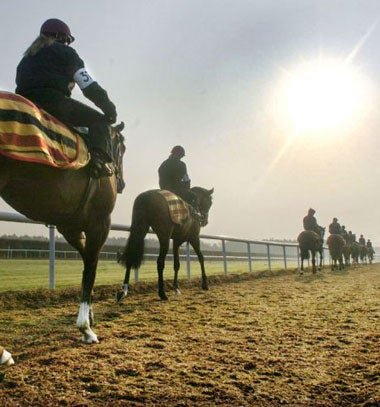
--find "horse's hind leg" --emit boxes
[116,266,132,302]
[157,237,170,300]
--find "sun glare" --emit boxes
[276,58,372,136]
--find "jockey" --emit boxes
[358,234,366,246]
[341,225,349,242]
[366,239,374,252]
[329,217,342,235]
[15,18,117,178]
[158,146,201,217]
[303,208,323,238]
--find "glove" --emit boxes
[83,82,117,123]
[103,100,117,124]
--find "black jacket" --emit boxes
[16,42,84,97]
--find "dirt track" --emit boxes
[0,265,379,406]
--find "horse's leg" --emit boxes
[172,240,181,295]
[318,249,323,270]
[59,218,109,343]
[311,251,316,273]
[0,346,14,366]
[116,265,132,302]
[190,238,208,290]
[157,237,170,300]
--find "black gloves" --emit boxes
[82,82,117,124]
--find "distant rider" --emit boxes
[158,145,201,217]
[329,217,342,235]
[303,208,323,238]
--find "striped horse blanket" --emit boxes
[158,190,190,224]
[0,91,89,169]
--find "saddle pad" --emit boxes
[0,91,89,169]
[157,190,189,224]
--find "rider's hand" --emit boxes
[103,101,117,124]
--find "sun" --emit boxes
[275,57,372,136]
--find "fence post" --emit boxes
[247,242,252,272]
[186,242,191,279]
[222,239,227,275]
[283,245,287,269]
[48,225,55,289]
[266,243,272,271]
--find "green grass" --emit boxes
[0,258,299,292]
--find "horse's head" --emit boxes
[191,187,214,227]
[110,122,126,193]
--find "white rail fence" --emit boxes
[0,211,346,290]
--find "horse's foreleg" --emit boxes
[172,241,181,295]
[190,239,208,291]
[0,346,14,366]
[157,239,169,300]
[311,253,316,273]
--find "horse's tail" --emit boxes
[118,195,150,269]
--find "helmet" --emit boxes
[333,217,338,221]
[40,18,75,44]
[308,208,315,214]
[171,145,185,157]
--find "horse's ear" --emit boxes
[208,188,214,195]
[115,122,125,132]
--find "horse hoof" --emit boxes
[116,291,126,303]
[174,288,181,295]
[0,350,15,366]
[81,331,99,344]
[159,295,169,301]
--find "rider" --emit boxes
[303,208,323,238]
[358,234,366,246]
[341,225,349,241]
[329,217,342,235]
[366,239,374,252]
[15,18,117,178]
[158,145,201,217]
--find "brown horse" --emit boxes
[0,123,126,345]
[116,187,214,302]
[297,227,325,273]
[327,234,345,270]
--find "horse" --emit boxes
[350,242,361,265]
[116,187,214,302]
[0,122,126,345]
[367,246,374,264]
[359,244,368,264]
[326,234,345,271]
[297,227,325,274]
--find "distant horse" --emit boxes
[367,247,374,264]
[343,240,352,267]
[359,245,368,264]
[327,234,345,270]
[350,242,361,265]
[117,187,214,302]
[297,227,325,274]
[0,122,126,344]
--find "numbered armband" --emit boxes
[73,67,95,90]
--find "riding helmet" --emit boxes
[40,18,75,44]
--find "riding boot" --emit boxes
[89,149,114,178]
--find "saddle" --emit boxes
[157,190,190,224]
[0,91,89,169]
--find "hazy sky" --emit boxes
[2,0,380,244]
